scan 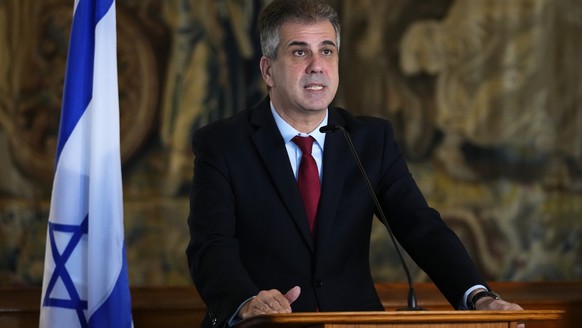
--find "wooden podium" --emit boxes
[235,310,563,328]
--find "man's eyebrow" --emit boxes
[322,40,337,47]
[287,40,337,48]
[288,41,308,48]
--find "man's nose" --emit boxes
[306,54,324,74]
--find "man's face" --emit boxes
[260,20,339,117]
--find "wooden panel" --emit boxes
[0,282,580,328]
[327,324,509,328]
[328,325,507,328]
[234,311,562,328]
[375,282,582,328]
[130,286,206,327]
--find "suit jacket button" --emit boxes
[314,280,324,288]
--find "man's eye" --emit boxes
[322,49,333,55]
[294,50,306,56]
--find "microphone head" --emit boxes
[319,124,340,133]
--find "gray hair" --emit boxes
[259,0,341,59]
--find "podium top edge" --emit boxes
[235,310,564,327]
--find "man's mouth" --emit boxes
[305,84,324,91]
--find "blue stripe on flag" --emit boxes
[89,246,133,327]
[55,0,115,162]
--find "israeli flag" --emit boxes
[39,0,133,327]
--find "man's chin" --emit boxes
[300,98,333,112]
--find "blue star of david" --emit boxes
[43,215,89,328]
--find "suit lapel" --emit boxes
[249,99,315,251]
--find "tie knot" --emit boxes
[292,136,315,155]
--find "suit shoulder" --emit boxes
[193,108,253,141]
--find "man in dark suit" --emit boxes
[186,1,523,327]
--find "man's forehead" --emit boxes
[279,21,337,47]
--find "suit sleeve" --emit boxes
[374,121,488,308]
[186,126,259,327]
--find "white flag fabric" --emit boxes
[39,0,133,327]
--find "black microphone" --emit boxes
[320,123,425,311]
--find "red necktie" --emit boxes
[292,136,320,233]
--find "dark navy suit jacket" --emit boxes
[186,97,486,327]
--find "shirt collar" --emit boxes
[270,101,328,149]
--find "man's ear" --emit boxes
[260,56,274,88]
